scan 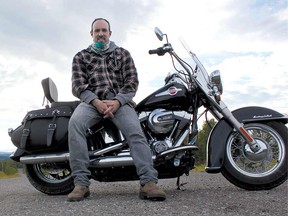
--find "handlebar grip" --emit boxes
[148,47,166,56]
[148,49,159,55]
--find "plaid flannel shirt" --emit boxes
[71,42,139,106]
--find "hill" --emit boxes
[0,152,12,160]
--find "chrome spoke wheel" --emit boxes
[226,123,285,178]
[32,163,72,184]
[25,162,74,195]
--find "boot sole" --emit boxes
[139,192,166,201]
[67,191,90,202]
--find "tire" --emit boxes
[25,162,74,195]
[221,121,287,190]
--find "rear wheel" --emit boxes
[25,162,74,195]
[221,121,287,190]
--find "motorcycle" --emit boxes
[8,27,287,195]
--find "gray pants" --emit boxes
[68,102,158,187]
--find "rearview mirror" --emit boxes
[154,27,164,41]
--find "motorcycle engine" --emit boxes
[152,140,170,154]
[148,109,175,134]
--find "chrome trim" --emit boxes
[90,156,157,168]
[157,145,198,158]
[93,143,125,156]
[19,144,198,167]
[20,152,70,164]
[174,129,190,147]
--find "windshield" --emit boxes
[179,37,211,92]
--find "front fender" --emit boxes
[205,106,288,173]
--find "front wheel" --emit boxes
[25,162,74,195]
[221,121,287,190]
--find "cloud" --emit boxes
[0,0,287,152]
[0,0,164,151]
[0,0,163,99]
[222,0,287,42]
[0,0,161,53]
[208,52,288,111]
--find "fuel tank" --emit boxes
[136,82,189,111]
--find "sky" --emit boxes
[0,0,287,152]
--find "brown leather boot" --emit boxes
[139,182,166,201]
[67,185,90,202]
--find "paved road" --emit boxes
[0,170,287,216]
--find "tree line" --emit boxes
[0,160,21,177]
[194,119,217,166]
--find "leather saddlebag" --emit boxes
[11,105,75,153]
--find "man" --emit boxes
[67,18,166,202]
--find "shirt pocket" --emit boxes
[86,58,103,77]
[107,56,122,72]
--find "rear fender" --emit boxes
[10,148,26,162]
[205,106,288,173]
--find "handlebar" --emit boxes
[148,43,194,81]
[148,44,173,56]
[148,47,166,56]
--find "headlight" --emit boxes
[210,70,223,94]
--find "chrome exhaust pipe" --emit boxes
[19,152,151,168]
[90,156,135,168]
[90,145,199,168]
[19,143,128,165]
[20,152,70,164]
[19,145,198,166]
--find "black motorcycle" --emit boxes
[9,27,287,195]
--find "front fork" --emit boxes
[213,101,260,152]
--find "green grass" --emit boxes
[0,171,19,179]
[193,164,206,172]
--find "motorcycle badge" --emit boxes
[156,86,182,97]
